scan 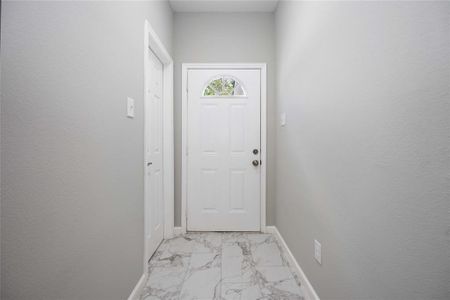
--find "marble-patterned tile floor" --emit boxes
[139,232,306,300]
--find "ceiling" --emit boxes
[169,0,279,13]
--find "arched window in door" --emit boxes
[203,75,246,97]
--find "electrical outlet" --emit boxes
[314,239,322,265]
[127,97,135,118]
[280,112,287,126]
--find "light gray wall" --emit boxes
[0,2,2,295]
[275,1,449,299]
[0,1,172,299]
[173,12,276,226]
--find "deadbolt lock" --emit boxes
[253,149,259,155]
[252,160,259,166]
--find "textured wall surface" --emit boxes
[0,1,172,299]
[173,12,276,226]
[275,1,450,299]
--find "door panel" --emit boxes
[229,170,245,211]
[187,69,261,231]
[200,104,219,152]
[145,49,164,262]
[230,105,246,152]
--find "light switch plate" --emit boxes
[280,112,286,126]
[127,97,135,118]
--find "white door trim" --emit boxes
[181,63,267,233]
[143,20,174,273]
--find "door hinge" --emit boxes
[186,76,189,94]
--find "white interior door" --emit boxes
[145,48,164,261]
[187,69,261,231]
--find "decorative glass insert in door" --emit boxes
[203,75,246,97]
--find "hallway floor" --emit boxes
[139,232,305,300]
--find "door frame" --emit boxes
[143,20,174,271]
[181,63,267,234]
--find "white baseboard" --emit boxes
[266,226,320,300]
[127,273,147,300]
[173,226,183,236]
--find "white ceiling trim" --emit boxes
[169,0,279,13]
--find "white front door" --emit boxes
[187,69,261,231]
[145,48,164,261]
